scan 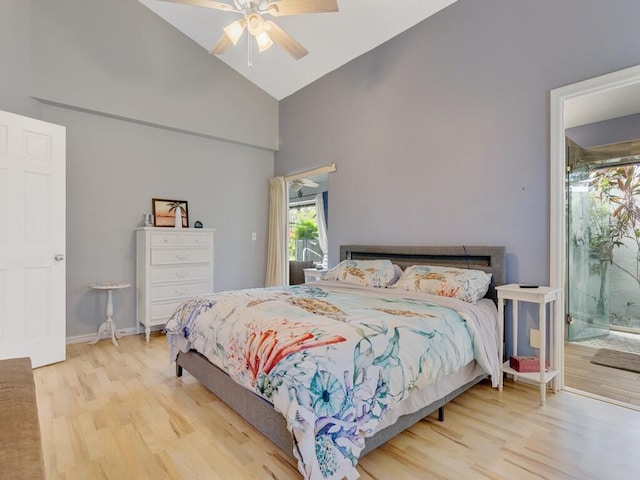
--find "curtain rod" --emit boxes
[284,163,336,182]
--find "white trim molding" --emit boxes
[66,327,137,345]
[550,63,640,388]
[65,326,164,345]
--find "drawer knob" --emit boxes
[175,288,187,295]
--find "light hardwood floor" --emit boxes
[564,341,640,407]
[34,334,640,480]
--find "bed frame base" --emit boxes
[177,350,294,455]
[176,349,484,459]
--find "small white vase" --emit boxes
[174,206,182,229]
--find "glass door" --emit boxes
[566,162,610,342]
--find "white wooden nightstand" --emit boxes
[496,284,562,405]
[303,267,327,283]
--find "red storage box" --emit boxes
[509,355,549,373]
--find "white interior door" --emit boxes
[0,110,66,368]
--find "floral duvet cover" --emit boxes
[165,281,499,480]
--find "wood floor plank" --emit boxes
[32,333,640,479]
[564,341,640,405]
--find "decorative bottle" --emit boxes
[174,206,182,229]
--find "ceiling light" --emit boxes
[255,32,274,52]
[160,0,340,61]
[223,19,245,45]
[246,14,265,36]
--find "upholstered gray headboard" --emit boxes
[339,245,506,303]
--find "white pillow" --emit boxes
[391,265,492,303]
[323,259,398,288]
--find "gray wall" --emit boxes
[41,105,272,338]
[277,0,640,285]
[1,0,277,338]
[0,1,41,119]
[31,0,278,150]
[566,113,640,148]
[276,0,640,355]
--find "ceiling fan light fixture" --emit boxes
[255,32,274,52]
[246,13,265,36]
[159,0,339,60]
[223,19,246,45]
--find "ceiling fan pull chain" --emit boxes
[247,33,253,67]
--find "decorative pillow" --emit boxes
[323,259,398,288]
[392,264,403,284]
[391,265,492,303]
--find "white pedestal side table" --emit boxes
[89,281,131,347]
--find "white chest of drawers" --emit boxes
[136,227,214,341]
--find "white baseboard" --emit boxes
[66,327,140,345]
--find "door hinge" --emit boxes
[566,314,574,324]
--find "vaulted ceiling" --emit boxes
[139,0,459,100]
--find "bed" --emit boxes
[167,245,506,480]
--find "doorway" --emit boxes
[282,163,335,286]
[567,140,640,336]
[551,65,640,408]
[564,141,640,404]
[287,173,328,285]
[288,174,328,266]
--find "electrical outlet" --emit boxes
[530,328,541,348]
[252,232,257,241]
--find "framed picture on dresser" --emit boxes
[152,198,188,227]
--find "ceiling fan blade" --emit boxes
[158,0,238,13]
[210,32,234,55]
[267,0,338,17]
[264,21,308,60]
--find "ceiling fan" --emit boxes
[160,0,339,60]
[290,178,319,198]
[291,177,319,187]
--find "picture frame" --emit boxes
[152,199,189,228]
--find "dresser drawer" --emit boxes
[150,231,212,247]
[150,300,185,323]
[150,281,212,301]
[150,265,211,284]
[151,247,211,265]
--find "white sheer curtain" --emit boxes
[265,176,288,286]
[315,193,328,267]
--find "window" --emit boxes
[286,171,330,267]
[288,198,323,263]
